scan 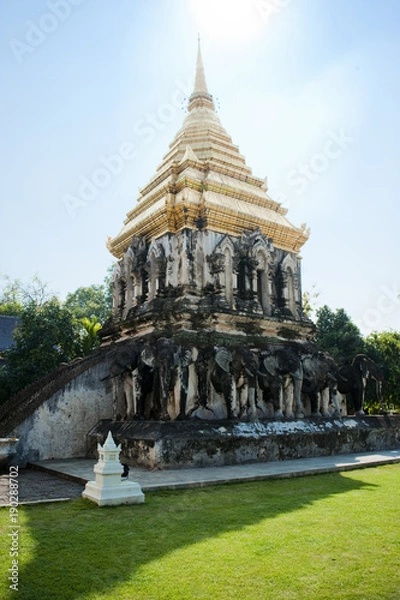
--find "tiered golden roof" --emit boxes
[107,41,309,259]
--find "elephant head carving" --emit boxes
[108,343,141,420]
[194,346,214,413]
[214,347,233,373]
[140,338,177,421]
[174,345,194,420]
[232,347,260,420]
[259,346,304,419]
[338,354,384,415]
[210,347,238,419]
[140,338,194,421]
[299,347,340,417]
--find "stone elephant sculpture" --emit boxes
[107,344,141,420]
[194,346,213,412]
[141,338,192,421]
[204,346,261,420]
[209,347,237,419]
[258,346,305,419]
[231,347,260,420]
[300,348,340,417]
[174,344,194,420]
[337,354,384,416]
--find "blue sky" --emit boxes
[0,0,399,334]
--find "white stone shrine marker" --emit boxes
[82,431,145,506]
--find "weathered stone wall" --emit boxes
[10,360,113,465]
[88,416,400,470]
[112,228,309,328]
[2,331,391,468]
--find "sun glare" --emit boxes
[190,0,265,43]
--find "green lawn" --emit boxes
[1,465,399,600]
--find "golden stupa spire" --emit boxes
[188,36,215,112]
[194,34,208,94]
[107,38,310,258]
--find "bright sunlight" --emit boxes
[190,0,267,44]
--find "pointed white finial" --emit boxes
[194,35,209,95]
[188,37,215,112]
[103,431,118,450]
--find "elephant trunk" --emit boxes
[256,368,267,379]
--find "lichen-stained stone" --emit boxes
[87,418,400,470]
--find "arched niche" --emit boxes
[281,254,300,318]
[223,247,233,305]
[254,247,270,315]
[147,241,166,300]
[213,236,235,306]
[124,247,135,310]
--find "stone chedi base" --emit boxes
[89,416,400,470]
[82,431,145,506]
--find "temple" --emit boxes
[2,42,396,471]
[106,40,312,339]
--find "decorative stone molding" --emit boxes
[110,226,310,334]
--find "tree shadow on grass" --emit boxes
[14,472,375,600]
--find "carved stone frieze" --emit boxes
[110,227,312,333]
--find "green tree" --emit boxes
[302,284,320,319]
[315,305,365,360]
[3,300,80,398]
[0,273,55,316]
[64,285,109,322]
[0,273,55,309]
[80,316,102,355]
[64,265,115,323]
[103,263,116,315]
[0,270,114,404]
[0,302,23,316]
[365,331,400,411]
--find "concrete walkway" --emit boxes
[0,468,84,507]
[1,450,398,507]
[33,449,400,492]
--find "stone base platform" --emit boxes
[87,416,400,470]
[82,479,145,506]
